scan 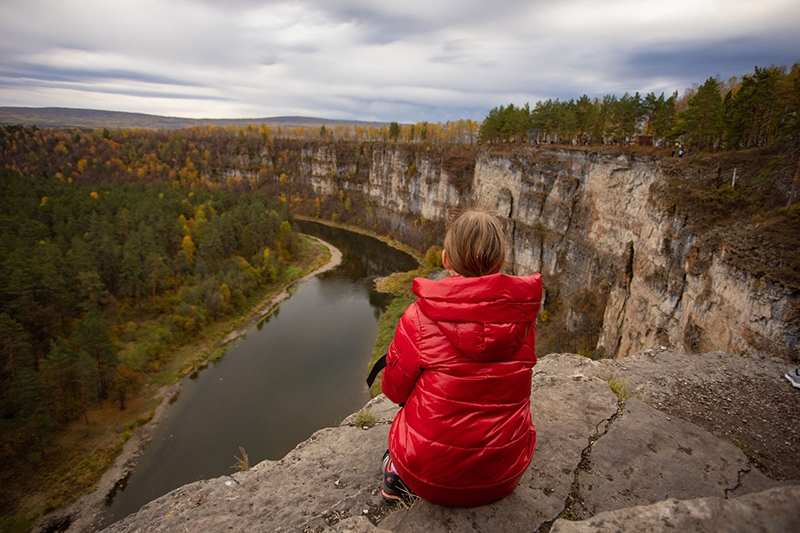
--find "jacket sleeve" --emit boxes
[382,303,424,405]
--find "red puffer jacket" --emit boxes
[382,272,541,507]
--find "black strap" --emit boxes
[366,353,388,387]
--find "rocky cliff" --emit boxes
[58,350,798,533]
[290,143,798,361]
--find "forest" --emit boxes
[0,129,303,476]
[478,63,800,150]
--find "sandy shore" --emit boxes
[34,236,342,533]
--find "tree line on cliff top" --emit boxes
[478,63,800,151]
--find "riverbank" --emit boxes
[28,235,340,533]
[294,214,424,263]
[293,215,433,397]
[219,235,342,346]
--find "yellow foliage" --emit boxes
[90,191,99,199]
[220,283,231,306]
[77,159,87,173]
[280,173,288,186]
[177,215,189,234]
[263,247,270,262]
[181,235,196,264]
[424,245,443,268]
[538,309,550,324]
[40,196,47,206]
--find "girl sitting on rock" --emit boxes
[381,207,542,507]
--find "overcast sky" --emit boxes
[0,0,798,123]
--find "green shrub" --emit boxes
[353,410,376,429]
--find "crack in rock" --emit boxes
[725,462,752,499]
[536,395,628,533]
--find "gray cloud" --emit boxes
[622,35,800,88]
[0,62,203,87]
[0,0,797,122]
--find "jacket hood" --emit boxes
[413,273,542,362]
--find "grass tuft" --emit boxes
[394,492,421,510]
[232,446,250,472]
[353,409,377,429]
[606,375,633,402]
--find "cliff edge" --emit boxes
[53,350,799,532]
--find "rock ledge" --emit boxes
[57,350,800,532]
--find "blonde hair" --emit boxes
[443,207,506,277]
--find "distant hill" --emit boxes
[0,106,387,130]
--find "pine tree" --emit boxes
[70,311,118,401]
[683,78,723,150]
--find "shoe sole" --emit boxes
[381,488,403,502]
[786,374,800,389]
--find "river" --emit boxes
[99,221,418,527]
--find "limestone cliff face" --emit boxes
[598,211,799,360]
[364,145,466,221]
[289,143,798,360]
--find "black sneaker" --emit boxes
[786,367,800,390]
[381,450,414,502]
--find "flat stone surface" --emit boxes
[93,352,800,533]
[594,349,800,482]
[104,424,393,532]
[551,485,800,533]
[579,398,747,519]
